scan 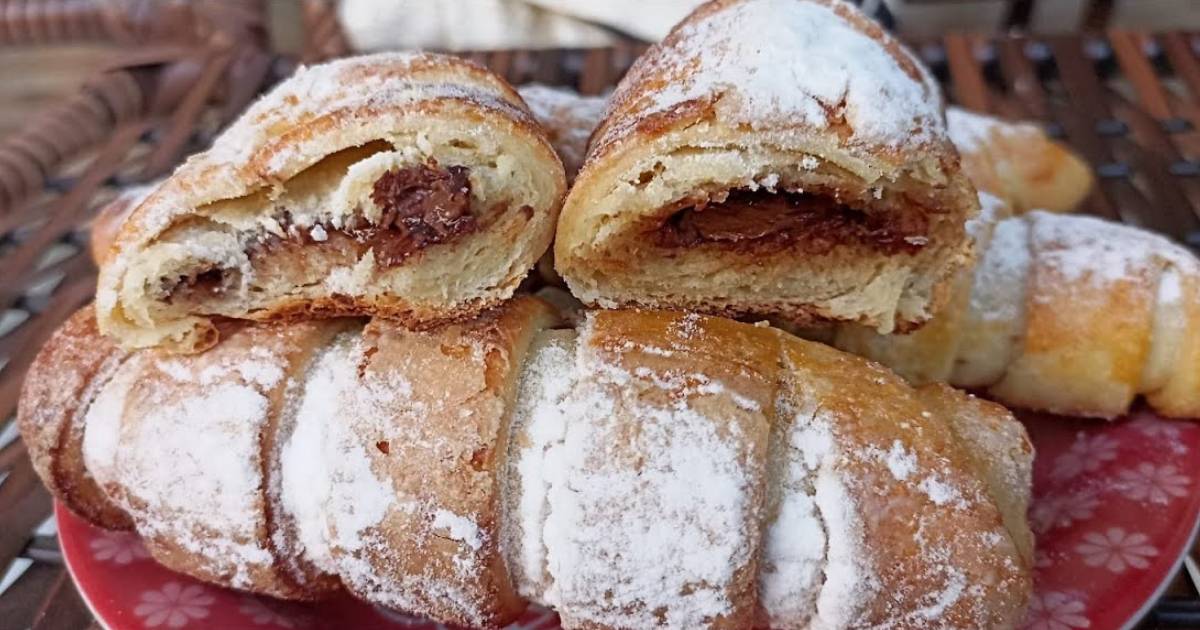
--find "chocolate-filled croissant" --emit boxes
[95,52,566,353]
[555,0,979,334]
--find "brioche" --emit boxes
[554,0,978,334]
[946,107,1093,214]
[22,300,1032,629]
[836,206,1200,419]
[95,52,566,353]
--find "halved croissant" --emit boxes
[21,299,1032,629]
[95,52,566,354]
[836,200,1200,419]
[554,0,978,334]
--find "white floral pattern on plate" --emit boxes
[1074,527,1159,573]
[1031,488,1100,534]
[1113,463,1190,504]
[134,582,215,628]
[1025,591,1091,630]
[89,531,151,565]
[1052,433,1120,481]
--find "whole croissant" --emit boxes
[20,299,1033,629]
[836,196,1200,419]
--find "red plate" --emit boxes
[58,410,1200,630]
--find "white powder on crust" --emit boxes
[279,334,360,573]
[1159,267,1183,305]
[969,216,1032,324]
[883,440,917,480]
[1029,210,1195,286]
[944,106,1027,153]
[81,357,144,496]
[118,377,273,588]
[592,0,944,160]
[758,397,831,627]
[432,510,483,551]
[503,333,576,601]
[539,321,758,629]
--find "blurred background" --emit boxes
[4,0,1199,137]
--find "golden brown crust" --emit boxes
[988,220,1156,416]
[96,52,566,354]
[331,296,558,627]
[17,307,133,530]
[578,310,776,629]
[22,302,1031,627]
[834,209,1200,419]
[776,336,1032,628]
[556,0,977,333]
[947,107,1093,214]
[111,320,347,600]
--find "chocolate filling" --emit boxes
[162,163,478,302]
[654,189,929,255]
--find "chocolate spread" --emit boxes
[368,163,475,263]
[655,189,928,255]
[163,164,478,301]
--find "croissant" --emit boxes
[946,107,1093,214]
[89,182,159,267]
[517,84,607,183]
[554,0,978,335]
[94,51,567,353]
[21,299,1033,629]
[835,199,1200,419]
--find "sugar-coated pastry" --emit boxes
[96,52,566,353]
[22,300,1032,629]
[836,206,1200,419]
[555,0,978,334]
[946,107,1093,214]
[517,84,607,182]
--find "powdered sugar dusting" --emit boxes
[503,332,577,601]
[945,106,1034,154]
[432,510,484,551]
[538,317,760,628]
[1030,210,1195,287]
[117,373,274,588]
[82,356,145,494]
[280,333,364,574]
[591,0,944,161]
[758,396,834,627]
[969,215,1031,324]
[517,84,606,179]
[883,440,917,480]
